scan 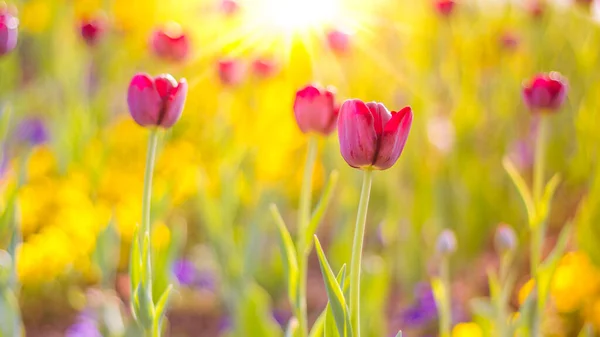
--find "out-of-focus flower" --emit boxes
[426,115,455,154]
[436,229,457,256]
[494,223,517,254]
[518,279,535,305]
[338,99,413,170]
[500,31,519,51]
[66,313,101,337]
[80,14,106,47]
[127,73,188,128]
[272,309,292,327]
[151,22,190,62]
[452,322,482,337]
[173,259,197,286]
[401,283,438,326]
[327,28,351,54]
[528,1,545,18]
[252,58,277,79]
[19,0,50,34]
[552,252,600,313]
[151,221,171,250]
[218,58,245,86]
[220,0,240,16]
[15,117,49,146]
[522,72,568,113]
[0,5,18,56]
[435,0,456,16]
[293,84,337,135]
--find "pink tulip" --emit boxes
[522,72,568,113]
[293,85,337,135]
[80,15,105,47]
[127,73,188,128]
[151,23,190,62]
[435,0,456,17]
[0,6,18,56]
[218,59,245,86]
[338,100,413,170]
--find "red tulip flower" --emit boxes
[338,100,413,170]
[127,73,188,128]
[220,0,240,16]
[218,59,245,86]
[80,15,105,47]
[435,0,456,17]
[151,23,190,62]
[252,58,277,79]
[0,6,18,56]
[522,72,568,113]
[327,29,351,54]
[293,85,337,135]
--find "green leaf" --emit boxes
[537,224,571,312]
[309,308,326,337]
[270,204,299,306]
[313,264,347,337]
[305,170,339,248]
[314,236,353,337]
[395,331,402,337]
[469,298,495,319]
[503,158,535,224]
[141,232,152,290]
[129,224,142,297]
[154,284,173,330]
[536,174,561,225]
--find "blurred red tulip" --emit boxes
[338,100,413,170]
[500,31,519,51]
[293,85,337,135]
[218,59,245,86]
[127,73,188,128]
[528,1,545,18]
[522,72,568,113]
[327,29,351,54]
[252,58,277,79]
[151,23,190,62]
[220,0,240,16]
[0,5,18,56]
[80,15,105,47]
[435,0,456,16]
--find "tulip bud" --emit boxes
[436,229,457,256]
[127,73,188,128]
[80,14,105,47]
[435,0,456,17]
[338,99,413,170]
[528,1,544,18]
[522,72,568,113]
[293,85,337,135]
[218,58,245,86]
[499,31,519,51]
[327,29,351,54]
[494,224,517,254]
[0,5,18,56]
[220,0,240,16]
[252,58,277,79]
[150,22,190,62]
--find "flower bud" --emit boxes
[80,14,105,47]
[436,229,457,256]
[218,58,245,86]
[494,224,517,254]
[435,0,456,17]
[338,99,413,170]
[327,29,351,54]
[0,5,18,56]
[522,72,568,113]
[150,22,190,62]
[127,73,188,128]
[220,0,240,16]
[293,84,337,135]
[252,58,277,79]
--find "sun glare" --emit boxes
[246,0,342,33]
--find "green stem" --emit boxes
[296,136,317,337]
[440,256,451,337]
[349,169,373,337]
[141,130,159,240]
[533,117,547,210]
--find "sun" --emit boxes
[244,0,343,33]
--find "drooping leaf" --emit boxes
[503,158,535,224]
[314,236,353,337]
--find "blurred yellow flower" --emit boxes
[20,0,52,33]
[152,221,171,250]
[452,322,482,337]
[552,252,600,313]
[519,279,535,306]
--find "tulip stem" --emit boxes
[349,169,373,337]
[141,130,159,241]
[439,256,451,337]
[297,135,317,337]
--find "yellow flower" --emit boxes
[20,0,52,33]
[552,252,600,313]
[518,279,535,306]
[151,221,171,250]
[452,322,482,337]
[27,146,56,179]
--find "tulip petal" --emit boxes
[338,99,378,168]
[365,102,391,136]
[160,79,188,128]
[127,73,162,126]
[373,107,413,170]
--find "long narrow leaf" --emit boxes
[537,224,571,311]
[311,265,346,337]
[314,236,353,337]
[503,158,535,223]
[305,171,339,248]
[270,204,299,305]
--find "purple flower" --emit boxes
[15,118,49,146]
[65,315,101,337]
[272,309,292,327]
[401,283,438,327]
[173,259,197,286]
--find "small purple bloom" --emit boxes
[173,259,197,286]
[15,118,49,146]
[196,270,216,291]
[401,283,438,327]
[65,315,101,337]
[272,309,292,327]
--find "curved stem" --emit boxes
[349,169,373,337]
[297,136,317,337]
